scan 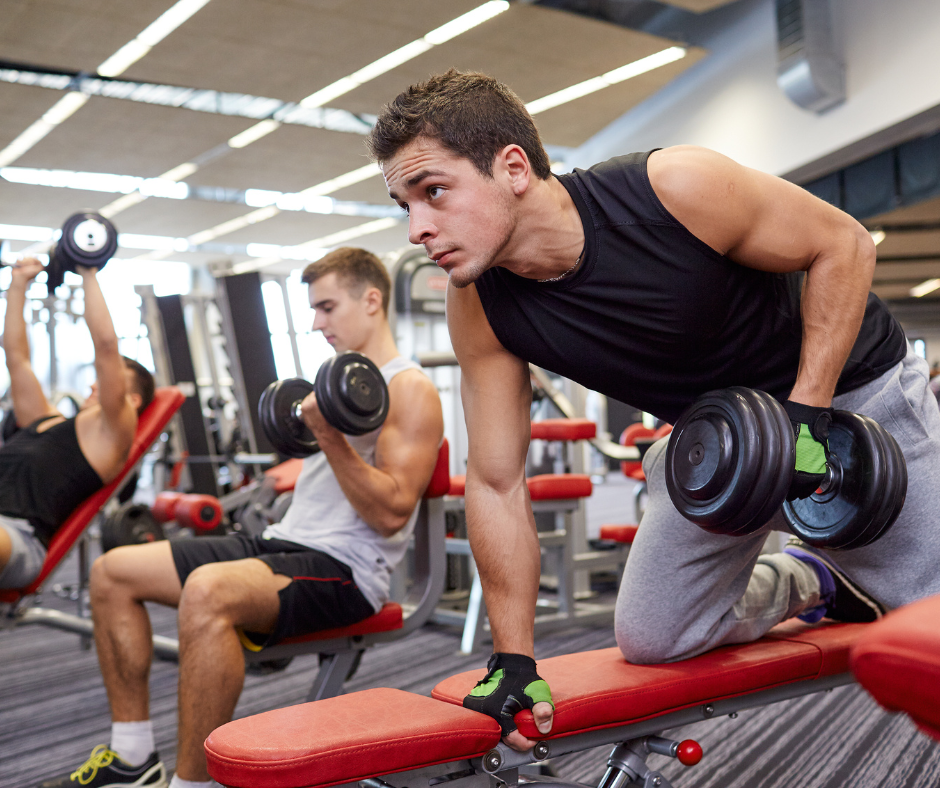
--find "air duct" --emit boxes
[776,0,845,113]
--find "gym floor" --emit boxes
[2,476,938,788]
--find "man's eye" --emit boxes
[428,186,444,199]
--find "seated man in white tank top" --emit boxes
[42,247,444,788]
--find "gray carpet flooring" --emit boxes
[2,475,938,788]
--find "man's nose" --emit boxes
[408,208,436,246]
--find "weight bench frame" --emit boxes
[0,387,185,651]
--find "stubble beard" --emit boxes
[447,194,516,289]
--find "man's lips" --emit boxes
[431,250,456,268]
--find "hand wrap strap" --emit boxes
[784,400,833,501]
[462,653,553,736]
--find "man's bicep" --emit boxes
[7,359,56,426]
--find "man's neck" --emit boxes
[352,323,400,369]
[498,176,584,281]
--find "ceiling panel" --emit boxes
[105,196,255,237]
[0,183,114,228]
[0,83,64,150]
[659,0,743,12]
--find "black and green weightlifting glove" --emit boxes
[784,400,833,501]
[463,653,554,737]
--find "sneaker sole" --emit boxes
[785,540,886,620]
[99,762,168,788]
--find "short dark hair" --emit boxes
[122,356,155,416]
[368,69,552,180]
[301,247,391,315]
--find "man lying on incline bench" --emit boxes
[371,70,940,750]
[43,247,444,788]
[0,257,154,591]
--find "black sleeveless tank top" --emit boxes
[475,152,906,425]
[0,415,104,546]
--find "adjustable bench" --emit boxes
[205,618,866,788]
[1,387,186,640]
[851,592,940,741]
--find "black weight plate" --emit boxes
[58,212,118,271]
[783,411,885,549]
[315,352,388,436]
[100,503,165,552]
[666,388,765,534]
[726,389,794,536]
[848,415,907,548]
[259,378,319,458]
[46,243,66,291]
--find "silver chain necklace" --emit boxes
[538,248,584,284]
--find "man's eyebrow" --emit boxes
[388,168,447,200]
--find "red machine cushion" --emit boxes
[264,458,304,494]
[0,387,185,603]
[449,475,465,496]
[175,494,223,531]
[423,439,451,499]
[433,621,867,739]
[277,603,403,646]
[531,418,597,441]
[850,594,940,740]
[152,491,182,523]
[205,687,499,788]
[620,423,654,478]
[599,524,638,544]
[527,474,592,500]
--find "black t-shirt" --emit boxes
[475,152,906,425]
[0,414,104,546]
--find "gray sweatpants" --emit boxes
[615,345,940,663]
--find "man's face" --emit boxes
[383,137,516,289]
[83,368,139,410]
[309,272,374,353]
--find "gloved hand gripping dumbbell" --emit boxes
[664,387,907,550]
[1,212,117,288]
[258,351,389,458]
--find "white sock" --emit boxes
[169,775,216,788]
[110,720,155,767]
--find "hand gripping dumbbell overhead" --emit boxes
[664,387,907,550]
[259,351,389,458]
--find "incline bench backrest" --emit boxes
[0,387,185,602]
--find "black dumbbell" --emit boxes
[664,387,907,549]
[46,212,118,290]
[258,351,389,458]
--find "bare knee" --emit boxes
[178,565,231,631]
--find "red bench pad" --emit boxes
[275,603,403,647]
[531,418,596,441]
[205,687,499,788]
[850,594,940,740]
[265,459,304,494]
[448,474,592,500]
[599,524,638,544]
[433,621,866,739]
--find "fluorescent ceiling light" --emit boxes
[0,224,55,243]
[526,46,687,115]
[870,229,886,246]
[299,1,509,109]
[1,167,187,199]
[302,163,382,196]
[0,0,213,166]
[228,120,281,149]
[910,279,940,298]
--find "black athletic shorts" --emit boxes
[170,533,376,648]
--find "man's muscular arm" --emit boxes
[447,280,553,749]
[4,258,57,426]
[300,368,443,538]
[648,145,876,408]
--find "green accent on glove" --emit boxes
[794,423,827,475]
[523,679,554,707]
[469,668,504,697]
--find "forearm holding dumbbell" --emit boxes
[79,268,129,416]
[300,373,442,538]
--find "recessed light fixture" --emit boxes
[870,229,886,246]
[910,278,940,298]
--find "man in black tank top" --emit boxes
[0,257,155,590]
[370,71,940,750]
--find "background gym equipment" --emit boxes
[665,387,907,549]
[99,501,165,553]
[258,351,389,458]
[152,491,223,532]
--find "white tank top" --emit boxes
[263,356,425,611]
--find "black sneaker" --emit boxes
[784,539,887,623]
[39,745,168,788]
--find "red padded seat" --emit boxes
[449,473,592,500]
[527,473,592,500]
[277,602,403,646]
[599,524,639,544]
[264,458,304,494]
[0,387,185,604]
[620,423,653,479]
[205,687,499,788]
[851,594,940,740]
[423,439,451,499]
[531,418,597,441]
[433,620,866,739]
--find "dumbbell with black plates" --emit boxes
[664,387,907,550]
[1,212,117,290]
[259,351,389,458]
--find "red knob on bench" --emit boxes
[677,739,703,766]
[152,492,183,523]
[175,494,223,531]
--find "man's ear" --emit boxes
[497,144,531,196]
[363,286,383,316]
[130,392,143,414]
